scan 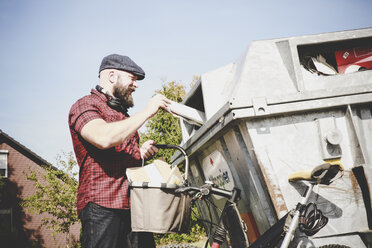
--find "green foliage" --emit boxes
[22,152,79,245]
[139,80,206,245]
[140,81,186,164]
[155,204,206,246]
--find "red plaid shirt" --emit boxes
[68,89,141,216]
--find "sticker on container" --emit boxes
[201,150,234,191]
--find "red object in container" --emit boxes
[335,45,372,74]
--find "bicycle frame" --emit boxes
[280,183,314,248]
[206,187,249,248]
[202,183,318,248]
[214,184,337,247]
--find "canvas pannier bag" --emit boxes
[128,144,192,234]
[130,183,192,233]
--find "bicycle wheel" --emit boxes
[318,245,351,248]
[157,244,199,248]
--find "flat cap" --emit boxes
[99,54,145,80]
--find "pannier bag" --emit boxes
[128,144,192,233]
[130,183,191,233]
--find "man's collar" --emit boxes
[91,88,109,101]
[91,88,129,116]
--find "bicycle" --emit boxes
[154,145,349,248]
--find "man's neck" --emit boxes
[98,81,114,96]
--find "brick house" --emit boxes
[0,129,80,247]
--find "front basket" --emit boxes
[130,183,192,234]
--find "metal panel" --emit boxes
[222,127,276,232]
[244,109,369,233]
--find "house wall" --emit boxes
[0,140,80,248]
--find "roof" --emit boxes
[0,129,57,170]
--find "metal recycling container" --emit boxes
[172,28,372,247]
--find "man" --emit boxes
[68,54,170,248]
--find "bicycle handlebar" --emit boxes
[153,144,189,182]
[153,144,238,202]
[175,184,240,202]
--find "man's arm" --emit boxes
[81,94,170,150]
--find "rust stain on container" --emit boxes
[350,170,361,204]
[258,159,288,217]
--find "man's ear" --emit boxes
[108,70,118,84]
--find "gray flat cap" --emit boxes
[99,54,145,80]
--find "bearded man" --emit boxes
[68,54,170,248]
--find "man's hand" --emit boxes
[144,94,170,118]
[140,140,159,160]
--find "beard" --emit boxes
[113,84,135,108]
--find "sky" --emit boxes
[0,0,371,165]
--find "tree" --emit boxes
[140,80,205,245]
[140,80,186,164]
[22,152,79,247]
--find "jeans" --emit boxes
[80,202,156,248]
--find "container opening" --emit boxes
[298,37,372,75]
[184,83,205,113]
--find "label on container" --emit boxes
[201,150,234,191]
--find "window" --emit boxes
[0,209,12,234]
[0,150,8,178]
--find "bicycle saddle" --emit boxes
[288,159,344,185]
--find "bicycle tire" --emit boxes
[157,244,199,248]
[318,244,351,248]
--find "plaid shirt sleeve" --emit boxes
[69,96,102,133]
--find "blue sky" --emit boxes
[0,0,371,164]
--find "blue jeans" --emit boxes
[80,202,155,248]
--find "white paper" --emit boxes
[167,100,206,126]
